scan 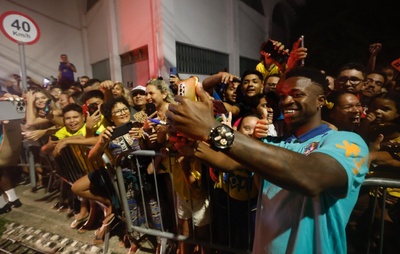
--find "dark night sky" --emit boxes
[290,0,400,75]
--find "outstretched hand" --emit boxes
[166,83,217,142]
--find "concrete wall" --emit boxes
[1,0,301,90]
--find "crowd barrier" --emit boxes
[46,145,117,254]
[112,149,255,254]
[48,145,254,254]
[25,143,400,254]
[361,177,400,254]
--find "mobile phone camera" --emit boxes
[16,101,26,113]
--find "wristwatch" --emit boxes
[209,124,235,150]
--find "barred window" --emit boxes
[176,42,229,75]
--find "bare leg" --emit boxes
[177,218,195,254]
[71,175,111,207]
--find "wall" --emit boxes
[0,0,302,90]
[0,0,88,85]
[161,0,268,79]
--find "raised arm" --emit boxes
[202,72,239,97]
[367,43,382,72]
[167,85,361,197]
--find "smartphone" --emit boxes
[213,100,228,115]
[43,99,52,116]
[0,100,26,120]
[111,121,134,139]
[177,76,198,101]
[145,103,157,116]
[299,35,305,67]
[261,39,289,65]
[170,67,177,76]
[88,103,99,116]
[43,78,51,88]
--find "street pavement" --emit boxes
[0,183,129,254]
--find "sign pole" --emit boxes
[18,42,28,91]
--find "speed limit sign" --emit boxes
[0,11,40,45]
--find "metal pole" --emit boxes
[18,43,28,92]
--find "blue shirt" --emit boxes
[253,124,369,254]
[59,62,75,83]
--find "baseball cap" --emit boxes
[131,85,146,96]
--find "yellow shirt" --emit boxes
[222,169,258,201]
[256,62,282,82]
[94,115,106,136]
[54,124,86,139]
[171,157,206,201]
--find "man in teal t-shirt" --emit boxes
[166,66,369,254]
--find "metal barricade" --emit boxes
[360,177,400,254]
[113,149,254,254]
[56,144,117,254]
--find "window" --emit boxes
[240,56,260,75]
[176,42,229,75]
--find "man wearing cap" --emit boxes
[130,85,147,122]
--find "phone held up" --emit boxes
[177,76,199,101]
[111,121,134,140]
[299,35,305,67]
[170,67,177,76]
[43,99,52,116]
[82,103,99,116]
[145,103,157,116]
[0,100,26,121]
[262,39,289,66]
[88,103,99,116]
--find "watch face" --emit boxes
[210,124,234,150]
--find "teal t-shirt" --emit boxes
[253,124,369,254]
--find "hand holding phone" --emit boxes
[43,99,52,116]
[262,39,289,65]
[111,121,134,139]
[177,76,199,101]
[0,100,26,121]
[88,103,99,116]
[170,67,177,76]
[145,103,157,116]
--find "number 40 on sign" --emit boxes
[0,11,40,45]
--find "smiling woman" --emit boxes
[322,90,363,132]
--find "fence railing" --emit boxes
[40,144,400,254]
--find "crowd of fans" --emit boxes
[0,40,399,254]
